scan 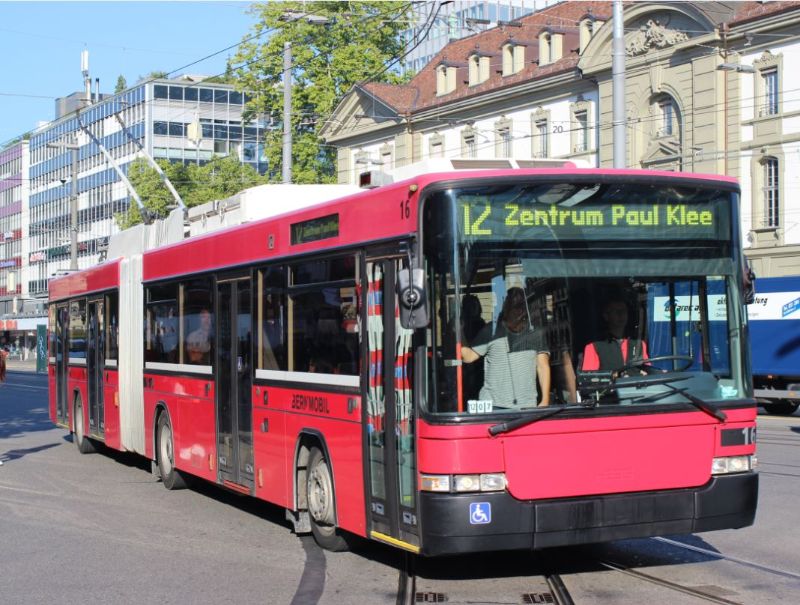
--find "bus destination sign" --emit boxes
[460,199,728,241]
[291,213,340,245]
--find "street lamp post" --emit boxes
[47,139,80,271]
[279,11,330,184]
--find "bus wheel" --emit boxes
[306,447,348,552]
[73,396,95,454]
[763,400,799,416]
[157,413,187,490]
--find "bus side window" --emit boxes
[258,266,287,372]
[290,257,360,376]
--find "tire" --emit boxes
[157,412,187,490]
[763,400,800,416]
[306,447,348,552]
[73,396,96,454]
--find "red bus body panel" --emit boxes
[252,386,365,536]
[418,407,756,500]
[103,369,120,449]
[143,374,217,482]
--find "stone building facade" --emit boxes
[320,1,800,278]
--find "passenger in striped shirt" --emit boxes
[462,288,551,409]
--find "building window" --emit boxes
[658,100,674,137]
[763,157,779,227]
[463,134,477,158]
[495,119,512,158]
[429,134,445,158]
[574,111,588,152]
[533,119,549,158]
[539,33,551,65]
[762,68,778,116]
[436,65,457,96]
[502,44,525,76]
[754,51,782,118]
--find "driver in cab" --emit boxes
[581,296,648,373]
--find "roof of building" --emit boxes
[354,1,800,118]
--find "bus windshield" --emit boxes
[421,179,748,418]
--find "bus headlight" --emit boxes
[421,473,506,492]
[420,474,450,492]
[711,455,755,475]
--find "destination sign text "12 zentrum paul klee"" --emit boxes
[460,201,727,241]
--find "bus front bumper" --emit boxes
[417,472,758,556]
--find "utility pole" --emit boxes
[283,41,292,184]
[612,0,626,168]
[47,139,80,271]
[279,11,330,184]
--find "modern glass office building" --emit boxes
[27,78,268,295]
[401,0,556,75]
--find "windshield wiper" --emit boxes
[488,403,591,436]
[632,382,727,423]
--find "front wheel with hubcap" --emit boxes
[73,396,95,454]
[157,412,187,490]
[306,447,348,551]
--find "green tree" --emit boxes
[115,75,127,94]
[115,156,265,229]
[230,1,410,183]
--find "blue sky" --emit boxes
[0,1,257,145]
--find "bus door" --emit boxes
[55,304,70,425]
[364,255,419,551]
[215,275,254,491]
[86,298,105,437]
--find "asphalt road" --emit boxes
[2,371,799,604]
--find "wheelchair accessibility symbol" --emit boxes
[469,502,491,525]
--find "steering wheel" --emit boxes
[615,355,694,378]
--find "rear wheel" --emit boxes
[73,396,95,454]
[306,447,348,552]
[157,412,187,490]
[763,399,800,416]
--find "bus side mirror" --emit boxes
[397,268,428,329]
[743,263,756,305]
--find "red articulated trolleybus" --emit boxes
[49,164,758,556]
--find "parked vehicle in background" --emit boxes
[749,275,800,415]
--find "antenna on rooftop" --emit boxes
[81,49,92,106]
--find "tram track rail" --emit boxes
[395,553,575,605]
[598,559,743,604]
[652,536,800,581]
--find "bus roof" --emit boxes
[48,258,121,302]
[139,168,739,282]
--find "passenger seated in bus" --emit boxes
[186,308,213,364]
[581,296,648,373]
[462,287,551,409]
[460,294,486,402]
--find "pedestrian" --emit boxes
[0,345,7,384]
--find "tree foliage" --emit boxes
[115,75,128,94]
[116,156,265,229]
[230,1,411,183]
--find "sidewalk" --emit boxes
[4,358,39,373]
